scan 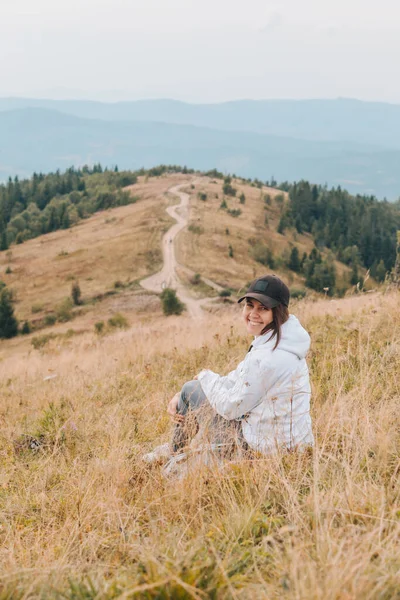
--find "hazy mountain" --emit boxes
[1,97,400,149]
[1,107,400,199]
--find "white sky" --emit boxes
[1,0,400,102]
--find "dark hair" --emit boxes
[261,303,289,350]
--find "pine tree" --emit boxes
[350,262,359,285]
[71,281,82,305]
[0,230,8,251]
[0,287,18,338]
[393,231,400,287]
[375,260,387,282]
[288,247,301,272]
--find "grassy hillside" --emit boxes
[176,177,354,293]
[0,174,188,348]
[1,172,367,356]
[0,290,399,598]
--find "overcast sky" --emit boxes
[1,0,399,103]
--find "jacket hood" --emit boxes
[255,314,310,359]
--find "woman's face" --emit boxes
[242,298,274,336]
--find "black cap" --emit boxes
[238,275,290,308]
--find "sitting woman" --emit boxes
[144,275,314,464]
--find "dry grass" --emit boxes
[0,174,191,323]
[0,289,399,598]
[176,178,352,292]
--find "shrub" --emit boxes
[191,273,201,285]
[5,266,12,274]
[239,193,246,204]
[108,313,129,329]
[219,289,231,297]
[227,209,242,218]
[94,321,105,334]
[290,288,307,300]
[31,303,43,314]
[71,281,82,306]
[21,321,31,335]
[223,179,237,196]
[220,199,228,209]
[264,193,272,205]
[114,280,124,289]
[197,192,207,201]
[228,245,234,258]
[160,288,185,316]
[44,314,57,326]
[188,223,204,234]
[31,333,56,350]
[55,298,73,322]
[251,243,275,268]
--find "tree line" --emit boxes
[0,164,139,247]
[277,181,400,281]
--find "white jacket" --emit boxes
[197,315,314,454]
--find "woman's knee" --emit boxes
[180,380,205,410]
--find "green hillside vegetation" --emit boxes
[0,165,139,248]
[2,165,399,278]
[0,165,197,249]
[277,181,400,282]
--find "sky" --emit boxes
[1,0,400,103]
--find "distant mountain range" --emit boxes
[1,98,400,199]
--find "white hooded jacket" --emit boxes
[197,315,314,454]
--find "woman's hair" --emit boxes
[261,303,289,350]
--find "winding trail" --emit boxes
[140,182,219,318]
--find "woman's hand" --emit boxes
[167,393,185,423]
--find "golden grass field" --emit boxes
[0,172,396,598]
[0,287,399,599]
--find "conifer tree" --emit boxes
[71,281,82,306]
[288,247,301,272]
[0,286,18,338]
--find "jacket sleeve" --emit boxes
[197,354,276,420]
[212,360,244,390]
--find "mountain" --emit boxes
[1,97,400,149]
[1,107,400,198]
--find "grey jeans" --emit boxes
[172,380,246,456]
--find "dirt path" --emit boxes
[140,182,217,318]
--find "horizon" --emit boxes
[1,95,400,107]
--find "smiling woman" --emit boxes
[143,274,314,468]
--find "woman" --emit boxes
[144,275,313,464]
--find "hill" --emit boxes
[1,167,400,596]
[2,168,399,354]
[0,279,399,597]
[2,97,400,148]
[1,107,400,198]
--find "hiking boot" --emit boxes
[142,443,172,465]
